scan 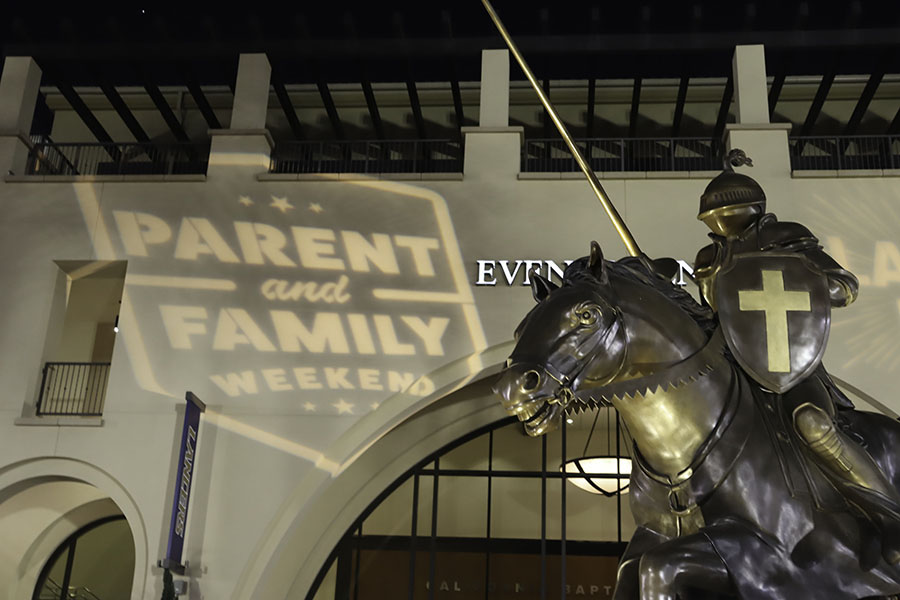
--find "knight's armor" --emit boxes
[695,215,858,312]
[693,151,900,563]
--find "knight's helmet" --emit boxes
[697,149,766,238]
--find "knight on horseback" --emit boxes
[693,149,900,564]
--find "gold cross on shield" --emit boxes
[738,269,811,373]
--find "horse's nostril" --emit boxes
[522,370,541,391]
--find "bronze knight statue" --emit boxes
[694,149,900,565]
[479,3,900,597]
[491,158,900,598]
[494,239,900,599]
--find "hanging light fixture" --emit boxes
[562,406,632,496]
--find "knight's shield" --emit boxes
[715,253,831,393]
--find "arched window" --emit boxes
[309,411,635,600]
[32,516,134,600]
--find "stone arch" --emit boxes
[234,372,509,600]
[0,457,149,600]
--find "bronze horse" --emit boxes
[493,242,900,600]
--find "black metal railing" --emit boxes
[522,137,725,172]
[36,362,111,416]
[39,578,103,600]
[789,135,900,171]
[269,139,463,174]
[25,142,210,176]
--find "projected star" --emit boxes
[270,196,294,214]
[303,401,316,412]
[238,195,254,207]
[333,398,355,415]
[309,202,324,214]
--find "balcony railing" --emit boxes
[39,578,102,600]
[789,135,900,171]
[37,362,111,416]
[26,142,210,176]
[522,138,725,173]
[269,139,463,174]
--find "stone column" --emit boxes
[726,45,792,178]
[207,53,274,179]
[478,49,510,127]
[231,53,272,130]
[463,49,523,178]
[733,45,769,125]
[0,56,42,176]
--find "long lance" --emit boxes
[480,0,643,258]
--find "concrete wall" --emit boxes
[55,274,123,363]
[0,46,899,600]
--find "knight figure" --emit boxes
[693,148,900,564]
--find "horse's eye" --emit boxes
[579,308,599,325]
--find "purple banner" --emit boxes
[162,391,205,570]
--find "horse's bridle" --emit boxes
[509,308,626,409]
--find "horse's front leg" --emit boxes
[614,526,668,600]
[638,532,731,600]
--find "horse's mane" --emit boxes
[564,256,717,336]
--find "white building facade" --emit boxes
[0,45,899,599]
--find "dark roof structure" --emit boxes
[3,2,900,141]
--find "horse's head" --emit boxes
[493,242,627,436]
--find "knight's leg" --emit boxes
[638,533,731,600]
[793,402,900,563]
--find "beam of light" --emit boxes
[806,189,900,382]
[258,178,494,476]
[127,275,237,291]
[332,341,515,475]
[204,409,340,475]
[72,163,490,427]
[372,289,467,303]
[76,185,174,397]
[65,260,121,280]
[342,178,488,376]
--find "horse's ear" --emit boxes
[588,241,608,282]
[531,274,558,302]
[650,257,679,280]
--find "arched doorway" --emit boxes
[0,459,148,600]
[307,410,635,600]
[32,515,134,600]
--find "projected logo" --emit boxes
[807,193,900,373]
[98,183,485,414]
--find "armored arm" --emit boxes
[805,249,859,307]
[693,242,720,309]
[761,220,859,307]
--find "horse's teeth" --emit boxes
[517,403,538,420]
